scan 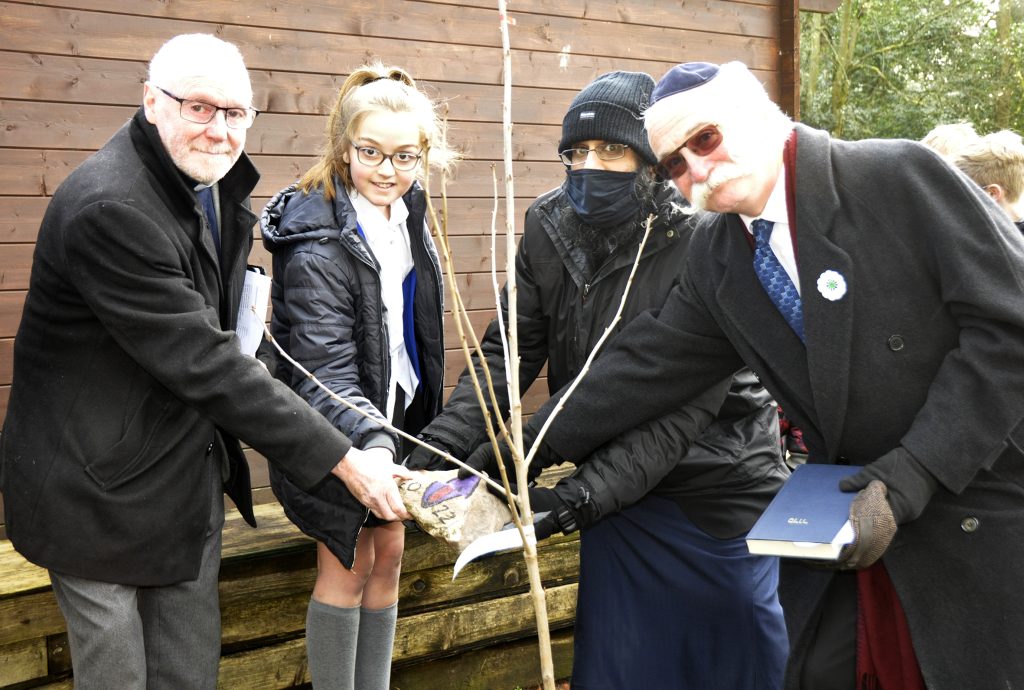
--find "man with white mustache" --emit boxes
[472,61,1024,690]
[0,33,410,689]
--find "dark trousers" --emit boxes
[800,570,857,690]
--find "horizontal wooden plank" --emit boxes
[0,148,565,203]
[801,0,842,12]
[0,589,64,648]
[399,538,579,613]
[0,198,48,243]
[0,51,581,125]
[390,627,574,690]
[218,538,578,650]
[13,0,780,67]
[216,636,308,690]
[0,3,780,92]
[0,292,26,339]
[0,338,10,385]
[215,628,575,690]
[0,637,48,687]
[32,678,72,690]
[0,101,563,163]
[393,581,577,661]
[429,0,778,30]
[0,193,527,244]
[0,244,33,291]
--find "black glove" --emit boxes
[458,434,559,481]
[404,436,454,471]
[527,487,580,541]
[835,479,897,570]
[839,447,939,523]
[458,438,515,480]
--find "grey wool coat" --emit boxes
[0,109,353,586]
[529,123,1024,689]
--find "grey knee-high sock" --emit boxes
[353,603,398,690]
[305,597,360,690]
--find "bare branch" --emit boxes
[259,318,513,500]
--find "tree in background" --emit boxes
[801,0,1024,140]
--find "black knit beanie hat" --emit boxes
[559,70,658,166]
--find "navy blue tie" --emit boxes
[752,219,804,342]
[196,186,222,261]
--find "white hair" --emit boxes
[148,34,252,104]
[644,61,792,159]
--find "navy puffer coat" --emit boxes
[260,179,444,568]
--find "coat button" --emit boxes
[206,442,215,455]
[887,335,905,351]
[961,516,980,533]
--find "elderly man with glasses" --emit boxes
[0,34,412,689]
[406,70,790,689]
[477,61,1024,690]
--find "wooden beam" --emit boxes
[779,0,802,120]
[800,0,842,12]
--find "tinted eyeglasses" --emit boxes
[655,124,723,179]
[558,143,630,167]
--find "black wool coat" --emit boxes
[531,124,1024,689]
[0,109,352,586]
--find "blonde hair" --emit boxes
[921,122,979,158]
[954,130,1024,203]
[298,61,458,201]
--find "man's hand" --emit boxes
[835,480,897,570]
[332,447,413,521]
[839,447,939,523]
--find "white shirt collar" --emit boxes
[348,189,409,229]
[740,166,788,232]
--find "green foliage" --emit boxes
[800,0,1024,140]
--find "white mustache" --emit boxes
[690,163,749,209]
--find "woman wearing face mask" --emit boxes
[406,71,790,689]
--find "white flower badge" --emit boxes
[816,270,847,301]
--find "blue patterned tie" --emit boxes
[752,219,804,342]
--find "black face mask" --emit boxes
[565,169,639,228]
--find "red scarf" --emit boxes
[856,563,926,690]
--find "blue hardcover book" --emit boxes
[746,463,861,560]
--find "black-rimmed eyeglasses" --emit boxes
[154,86,259,130]
[558,142,630,167]
[352,145,423,171]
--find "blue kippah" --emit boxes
[651,63,720,105]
